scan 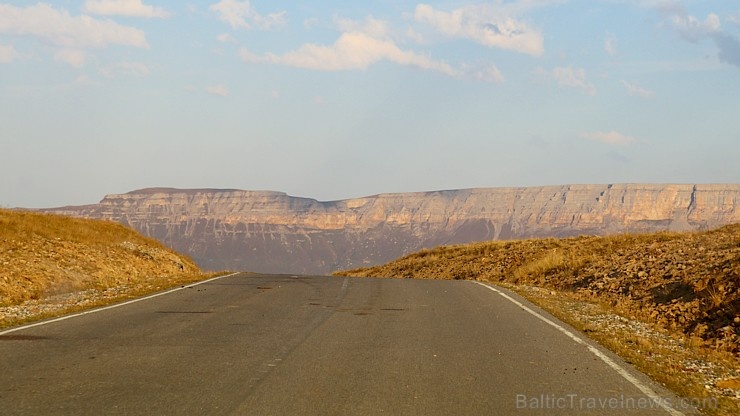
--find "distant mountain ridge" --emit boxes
[44,184,740,274]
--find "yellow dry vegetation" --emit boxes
[0,209,202,306]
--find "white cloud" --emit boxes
[554,67,596,95]
[61,74,102,90]
[535,66,596,95]
[216,33,236,43]
[581,131,638,146]
[0,44,19,63]
[729,11,740,27]
[406,27,424,43]
[37,74,102,91]
[604,32,617,56]
[241,32,457,76]
[101,61,151,77]
[84,0,170,18]
[461,63,505,84]
[205,84,229,97]
[239,48,264,64]
[648,0,685,15]
[621,80,655,98]
[552,67,596,95]
[241,15,504,84]
[657,8,740,69]
[334,16,391,39]
[304,18,319,30]
[210,0,286,30]
[0,3,149,50]
[671,12,720,41]
[54,49,87,67]
[413,3,544,56]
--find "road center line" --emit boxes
[0,272,241,336]
[473,280,685,416]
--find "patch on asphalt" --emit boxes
[0,335,51,341]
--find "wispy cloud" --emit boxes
[406,27,424,43]
[621,80,655,98]
[216,33,236,43]
[653,6,740,69]
[413,3,544,56]
[54,49,87,68]
[0,3,148,66]
[670,12,720,41]
[535,66,596,95]
[304,18,319,30]
[64,75,102,90]
[0,44,19,63]
[334,16,391,39]
[205,84,229,97]
[241,32,456,75]
[461,63,505,84]
[241,16,503,83]
[84,0,170,18]
[581,130,638,146]
[210,0,286,30]
[604,32,617,56]
[729,11,740,27]
[0,3,149,49]
[100,62,151,78]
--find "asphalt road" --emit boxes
[0,273,692,415]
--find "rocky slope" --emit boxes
[45,184,740,274]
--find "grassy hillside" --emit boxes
[0,209,202,307]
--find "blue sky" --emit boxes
[1,1,738,208]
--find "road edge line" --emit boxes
[0,272,241,336]
[473,280,685,416]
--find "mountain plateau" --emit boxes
[44,184,740,274]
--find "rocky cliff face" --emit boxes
[46,184,740,274]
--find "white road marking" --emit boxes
[0,272,241,336]
[473,281,685,416]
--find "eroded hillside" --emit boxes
[45,184,740,274]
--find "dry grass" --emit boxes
[0,209,203,307]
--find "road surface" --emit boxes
[0,273,691,415]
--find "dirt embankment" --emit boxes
[0,209,202,308]
[338,224,740,353]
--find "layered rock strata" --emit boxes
[46,184,740,274]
